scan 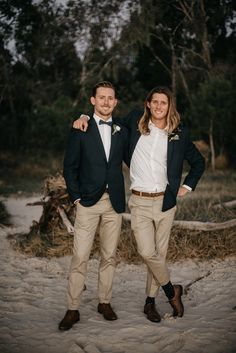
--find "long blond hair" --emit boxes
[138,86,180,135]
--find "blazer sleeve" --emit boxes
[122,126,130,168]
[63,128,82,202]
[182,129,205,190]
[114,109,143,129]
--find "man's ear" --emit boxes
[90,96,95,106]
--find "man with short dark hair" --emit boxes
[59,81,128,331]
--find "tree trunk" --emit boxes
[200,0,212,71]
[209,119,215,172]
[178,68,192,103]
[1,57,18,149]
[170,39,177,98]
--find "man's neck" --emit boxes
[151,118,167,130]
[94,112,112,121]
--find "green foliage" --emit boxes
[186,76,236,164]
[0,0,235,163]
[27,96,77,150]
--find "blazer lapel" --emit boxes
[167,138,174,169]
[89,117,107,162]
[108,123,118,162]
[167,126,182,169]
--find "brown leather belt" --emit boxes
[132,190,165,197]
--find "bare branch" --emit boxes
[213,200,236,210]
[122,213,236,231]
[57,206,74,234]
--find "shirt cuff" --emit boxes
[79,114,90,120]
[74,198,80,204]
[182,184,192,192]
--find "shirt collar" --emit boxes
[149,120,168,135]
[93,113,112,125]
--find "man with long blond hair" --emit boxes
[74,86,205,323]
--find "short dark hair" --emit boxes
[92,81,116,98]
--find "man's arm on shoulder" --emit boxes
[117,108,143,129]
[120,125,130,167]
[73,112,93,131]
[73,109,144,131]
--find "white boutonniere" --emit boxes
[112,124,121,135]
[168,127,181,142]
[169,134,180,142]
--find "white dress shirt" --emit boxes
[93,113,112,161]
[130,121,168,192]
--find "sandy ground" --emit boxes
[0,196,236,353]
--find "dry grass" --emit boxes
[168,227,236,261]
[9,170,236,262]
[10,219,236,263]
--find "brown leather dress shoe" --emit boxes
[144,303,161,322]
[58,310,80,331]
[169,285,184,317]
[97,303,118,320]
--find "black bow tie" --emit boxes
[99,120,112,127]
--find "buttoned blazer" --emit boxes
[63,116,128,213]
[121,109,205,211]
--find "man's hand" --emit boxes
[177,186,189,197]
[73,115,89,132]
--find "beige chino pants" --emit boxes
[67,193,122,310]
[128,194,176,297]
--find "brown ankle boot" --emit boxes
[144,302,161,322]
[98,303,118,320]
[58,310,80,331]
[169,285,184,317]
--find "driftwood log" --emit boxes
[212,200,236,209]
[58,206,74,234]
[121,213,236,232]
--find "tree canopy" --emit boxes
[0,0,235,165]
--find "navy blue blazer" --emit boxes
[121,109,205,211]
[63,117,129,213]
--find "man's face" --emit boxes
[147,93,169,127]
[90,87,117,120]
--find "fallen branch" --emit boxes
[173,219,236,231]
[27,201,45,206]
[212,200,236,209]
[184,271,212,295]
[57,206,74,234]
[122,213,236,231]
